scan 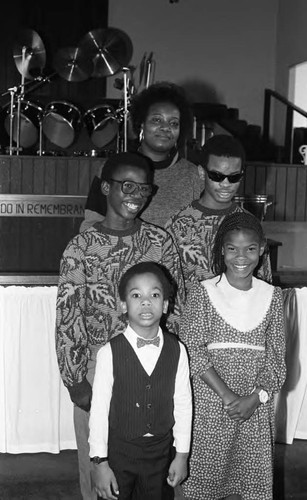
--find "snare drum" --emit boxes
[84,104,118,148]
[4,100,43,148]
[42,101,82,148]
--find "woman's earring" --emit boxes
[139,128,144,142]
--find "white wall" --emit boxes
[274,0,307,144]
[107,0,278,128]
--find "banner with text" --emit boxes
[0,195,87,217]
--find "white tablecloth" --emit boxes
[0,286,76,453]
[0,285,306,453]
[275,287,307,444]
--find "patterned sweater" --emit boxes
[165,200,272,293]
[56,218,185,389]
[140,157,205,228]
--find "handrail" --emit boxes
[263,88,307,163]
[265,89,307,117]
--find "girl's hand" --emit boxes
[224,393,260,423]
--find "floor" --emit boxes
[0,440,307,499]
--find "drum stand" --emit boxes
[38,119,43,156]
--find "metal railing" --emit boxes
[263,88,307,163]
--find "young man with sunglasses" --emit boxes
[56,152,185,500]
[165,134,272,293]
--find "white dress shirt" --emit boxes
[89,325,192,458]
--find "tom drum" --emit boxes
[42,101,82,149]
[4,100,43,148]
[84,104,118,148]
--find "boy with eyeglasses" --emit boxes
[165,134,272,293]
[56,152,185,500]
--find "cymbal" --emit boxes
[13,29,46,80]
[79,27,133,78]
[53,46,94,82]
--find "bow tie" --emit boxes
[137,336,160,348]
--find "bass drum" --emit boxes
[4,100,43,148]
[84,104,118,148]
[42,101,82,148]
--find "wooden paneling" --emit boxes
[0,156,306,272]
[241,162,307,222]
[0,155,102,195]
[0,155,103,273]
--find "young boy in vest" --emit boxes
[89,262,192,500]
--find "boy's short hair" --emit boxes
[118,262,172,301]
[201,134,246,170]
[100,152,154,184]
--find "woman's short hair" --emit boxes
[118,261,172,301]
[129,81,193,147]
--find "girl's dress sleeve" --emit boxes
[179,283,213,377]
[255,286,287,396]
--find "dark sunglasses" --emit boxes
[109,179,156,197]
[205,168,244,184]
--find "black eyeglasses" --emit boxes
[109,179,155,197]
[205,168,244,184]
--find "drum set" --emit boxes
[0,27,156,156]
[1,97,122,154]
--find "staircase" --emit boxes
[190,102,277,162]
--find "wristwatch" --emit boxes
[90,456,108,464]
[252,387,269,404]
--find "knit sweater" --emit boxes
[55,219,185,389]
[140,157,205,228]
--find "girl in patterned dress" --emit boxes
[179,211,286,500]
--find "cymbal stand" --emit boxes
[122,67,129,152]
[8,87,17,155]
[15,46,27,156]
